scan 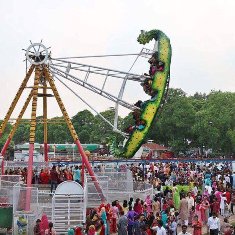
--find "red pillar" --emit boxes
[74,140,105,200]
[81,158,85,187]
[25,143,34,211]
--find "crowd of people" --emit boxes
[4,161,235,235]
[84,161,235,234]
[4,164,83,193]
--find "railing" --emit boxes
[0,175,21,184]
[13,185,39,235]
[86,171,154,206]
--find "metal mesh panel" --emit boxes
[13,186,38,213]
[105,186,153,203]
[86,175,108,207]
[0,175,21,185]
[13,186,39,234]
[0,186,14,205]
[87,170,153,204]
[96,170,134,192]
[0,175,21,207]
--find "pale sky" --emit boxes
[0,0,235,120]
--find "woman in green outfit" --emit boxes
[172,182,180,210]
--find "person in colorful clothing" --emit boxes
[117,210,128,235]
[172,183,180,210]
[192,215,202,235]
[127,206,138,235]
[111,201,119,233]
[200,196,210,225]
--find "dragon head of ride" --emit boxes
[137,30,159,45]
[137,30,150,45]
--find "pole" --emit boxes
[0,65,35,137]
[25,66,41,211]
[54,144,56,159]
[82,157,85,187]
[72,144,75,162]
[44,66,104,199]
[43,76,48,163]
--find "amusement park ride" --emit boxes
[0,29,172,210]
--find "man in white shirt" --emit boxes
[225,175,230,184]
[147,171,152,180]
[207,213,220,235]
[186,192,195,211]
[151,220,166,235]
[178,225,191,235]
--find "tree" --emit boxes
[155,89,196,153]
[13,122,30,144]
[192,91,235,154]
[72,110,95,143]
[91,108,123,144]
[47,117,71,143]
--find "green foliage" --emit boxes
[163,185,191,193]
[194,91,235,154]
[0,121,14,159]
[72,110,95,143]
[146,88,196,153]
[90,108,123,144]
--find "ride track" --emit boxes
[114,29,172,158]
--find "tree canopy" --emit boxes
[0,88,234,156]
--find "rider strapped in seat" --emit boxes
[125,101,146,134]
[142,52,164,96]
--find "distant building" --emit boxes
[141,143,169,159]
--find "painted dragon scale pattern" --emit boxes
[113,29,172,158]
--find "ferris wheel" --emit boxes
[0,29,172,206]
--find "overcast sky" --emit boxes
[0,0,235,120]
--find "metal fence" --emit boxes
[0,175,21,185]
[13,186,39,235]
[86,171,154,207]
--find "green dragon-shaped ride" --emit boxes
[112,29,172,158]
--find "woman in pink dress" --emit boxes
[215,189,222,203]
[195,202,201,221]
[200,196,210,225]
[145,195,152,213]
[133,198,143,215]
[111,201,119,233]
[192,215,202,235]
